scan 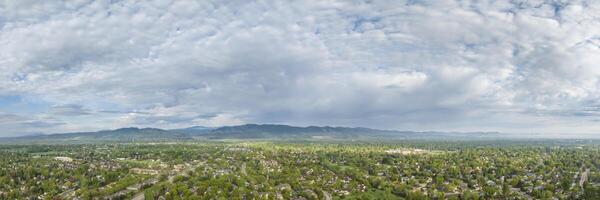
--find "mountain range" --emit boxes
[0,124,509,143]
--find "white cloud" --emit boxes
[0,0,600,136]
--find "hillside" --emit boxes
[0,124,506,143]
[2,127,191,143]
[205,124,401,139]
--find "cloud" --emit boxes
[48,104,91,116]
[0,113,65,136]
[0,0,600,136]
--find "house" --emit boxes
[54,157,74,162]
[129,168,159,175]
[127,184,142,191]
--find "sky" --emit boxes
[0,0,600,137]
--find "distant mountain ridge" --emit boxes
[0,124,506,143]
[206,124,402,139]
[169,126,215,136]
[3,127,191,143]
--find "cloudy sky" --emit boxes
[0,0,599,137]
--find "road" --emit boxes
[580,168,590,188]
[131,192,145,200]
[509,187,533,200]
[105,147,223,200]
[57,188,76,199]
[130,161,206,200]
